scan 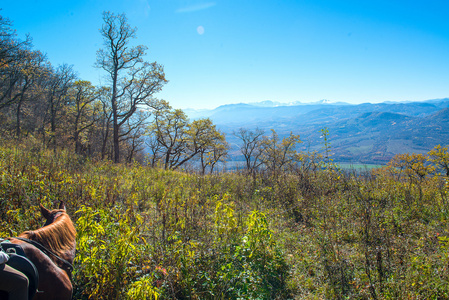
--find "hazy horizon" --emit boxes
[2,0,449,109]
[183,97,449,111]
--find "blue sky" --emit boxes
[2,0,449,109]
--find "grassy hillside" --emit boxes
[1,138,449,299]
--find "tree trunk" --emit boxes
[111,68,120,163]
[50,95,57,152]
[15,100,22,138]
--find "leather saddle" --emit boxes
[1,242,39,300]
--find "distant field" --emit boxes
[222,160,385,172]
[337,162,384,170]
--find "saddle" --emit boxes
[1,241,39,300]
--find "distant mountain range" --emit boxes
[185,99,449,165]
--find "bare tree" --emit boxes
[97,87,113,160]
[234,127,265,173]
[0,14,32,70]
[120,110,149,163]
[96,11,166,163]
[145,135,163,167]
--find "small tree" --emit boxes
[191,119,228,174]
[260,129,301,175]
[389,153,434,183]
[148,103,227,171]
[388,153,435,202]
[149,104,189,170]
[234,127,265,173]
[428,145,449,177]
[320,127,333,168]
[145,135,163,167]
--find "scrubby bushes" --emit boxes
[1,140,449,299]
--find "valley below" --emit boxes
[186,99,449,165]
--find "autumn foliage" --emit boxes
[1,10,449,300]
[1,138,449,299]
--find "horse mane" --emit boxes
[19,210,76,259]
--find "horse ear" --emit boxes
[40,203,51,219]
[59,201,66,211]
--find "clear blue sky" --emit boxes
[2,0,449,109]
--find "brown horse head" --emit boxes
[10,201,77,300]
[40,201,66,226]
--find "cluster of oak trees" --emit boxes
[0,12,230,169]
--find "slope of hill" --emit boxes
[186,99,449,164]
